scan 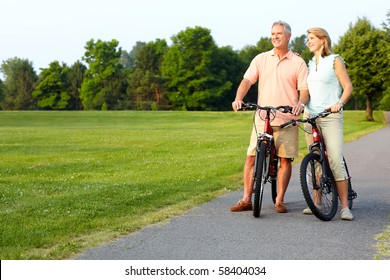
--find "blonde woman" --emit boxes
[304,27,354,220]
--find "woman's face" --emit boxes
[307,33,323,53]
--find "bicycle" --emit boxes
[241,102,293,218]
[280,110,357,221]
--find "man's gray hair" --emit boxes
[272,20,292,35]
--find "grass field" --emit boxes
[0,110,387,259]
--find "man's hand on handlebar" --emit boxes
[292,103,305,116]
[232,99,244,112]
[232,101,294,113]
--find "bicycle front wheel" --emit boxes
[253,142,267,218]
[300,153,338,221]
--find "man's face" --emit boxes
[271,24,291,49]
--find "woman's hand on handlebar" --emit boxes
[327,102,343,113]
[232,99,244,112]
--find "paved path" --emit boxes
[77,114,390,260]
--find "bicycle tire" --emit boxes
[270,149,278,204]
[300,153,338,221]
[271,178,277,204]
[343,157,354,209]
[253,142,267,218]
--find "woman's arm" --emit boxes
[330,57,353,112]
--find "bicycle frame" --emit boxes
[307,117,332,203]
[253,115,277,178]
[306,117,330,184]
[254,110,277,182]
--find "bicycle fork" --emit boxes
[253,135,274,184]
[308,126,331,194]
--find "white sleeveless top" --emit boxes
[306,54,344,114]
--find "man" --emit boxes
[230,21,309,213]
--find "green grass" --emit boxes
[375,221,390,260]
[0,110,387,259]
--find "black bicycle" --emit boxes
[241,103,293,218]
[281,111,357,221]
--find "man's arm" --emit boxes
[292,89,310,115]
[232,79,252,112]
[292,60,310,115]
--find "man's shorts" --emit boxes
[247,124,298,158]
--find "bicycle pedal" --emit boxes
[349,189,357,200]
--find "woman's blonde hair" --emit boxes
[307,27,333,56]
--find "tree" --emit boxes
[379,10,390,110]
[0,57,37,110]
[239,37,273,66]
[126,39,169,110]
[120,50,135,69]
[256,37,273,53]
[161,26,231,110]
[32,61,71,110]
[290,34,311,63]
[80,39,125,110]
[0,79,4,105]
[382,9,390,34]
[334,17,387,121]
[208,46,246,110]
[67,61,86,110]
[238,37,273,104]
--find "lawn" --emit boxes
[0,110,386,259]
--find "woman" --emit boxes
[303,27,354,220]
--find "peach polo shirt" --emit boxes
[243,49,308,125]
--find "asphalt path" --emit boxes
[77,113,390,260]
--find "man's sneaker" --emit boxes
[341,207,353,221]
[302,204,321,215]
[230,200,253,212]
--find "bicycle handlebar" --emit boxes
[241,102,293,114]
[280,110,331,128]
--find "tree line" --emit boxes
[0,15,389,120]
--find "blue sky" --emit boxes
[1,0,388,73]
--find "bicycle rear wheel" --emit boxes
[300,153,338,221]
[253,142,267,218]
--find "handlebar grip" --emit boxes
[321,110,332,116]
[240,102,257,110]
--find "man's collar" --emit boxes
[271,49,293,59]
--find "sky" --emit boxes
[0,0,388,75]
